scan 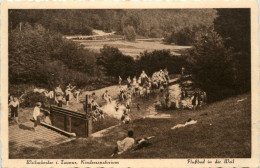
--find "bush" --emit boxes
[123,26,136,41]
[9,22,111,92]
[165,25,209,46]
[136,50,187,76]
[21,91,51,108]
[97,45,136,79]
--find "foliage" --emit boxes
[9,23,113,91]
[123,26,136,41]
[136,50,186,76]
[97,45,136,79]
[97,46,187,79]
[214,9,250,53]
[214,9,251,92]
[187,28,246,102]
[9,9,217,37]
[21,91,50,108]
[165,25,209,45]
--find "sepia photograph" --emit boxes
[1,1,259,167]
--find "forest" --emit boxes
[9,9,217,39]
[9,9,250,102]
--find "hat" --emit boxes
[36,102,42,107]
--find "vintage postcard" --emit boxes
[1,1,259,167]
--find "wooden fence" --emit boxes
[50,103,92,137]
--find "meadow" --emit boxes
[73,38,191,59]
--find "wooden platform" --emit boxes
[9,121,75,152]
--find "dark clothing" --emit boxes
[34,116,41,127]
[58,100,63,107]
[192,93,201,105]
[92,105,97,111]
[121,115,125,121]
[66,94,69,101]
[10,106,18,117]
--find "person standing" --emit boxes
[140,70,148,86]
[9,97,19,124]
[32,102,42,131]
[127,76,132,88]
[181,67,185,76]
[119,76,122,87]
[55,84,64,107]
[126,99,131,113]
[65,86,72,106]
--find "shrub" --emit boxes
[21,91,51,108]
[97,45,136,79]
[136,50,186,76]
[123,26,136,41]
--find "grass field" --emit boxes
[74,39,191,59]
[10,92,251,159]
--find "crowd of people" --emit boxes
[54,83,81,107]
[8,67,206,132]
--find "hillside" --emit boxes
[10,93,251,158]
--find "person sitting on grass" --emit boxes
[32,102,42,131]
[134,136,155,151]
[111,130,135,157]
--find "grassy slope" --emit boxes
[10,93,251,158]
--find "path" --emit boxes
[9,121,75,154]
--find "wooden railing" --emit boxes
[50,105,92,137]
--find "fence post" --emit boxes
[50,106,54,126]
[85,94,89,137]
[67,116,72,132]
[88,118,92,137]
[64,115,67,131]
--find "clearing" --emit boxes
[66,30,191,58]
[75,39,191,59]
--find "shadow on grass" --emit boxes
[19,124,33,131]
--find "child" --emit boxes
[90,99,99,111]
[65,86,72,106]
[126,100,131,113]
[9,97,19,124]
[111,130,135,157]
[118,76,122,86]
[137,103,140,111]
[98,106,105,119]
[127,76,131,88]
[32,102,42,131]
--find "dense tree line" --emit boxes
[9,9,216,38]
[187,9,251,102]
[97,46,186,79]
